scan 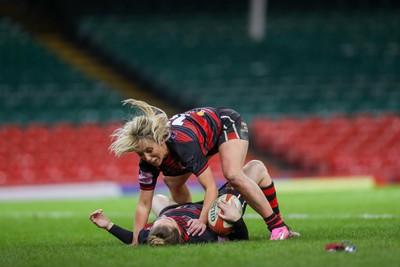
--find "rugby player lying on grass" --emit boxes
[90,182,248,245]
[90,160,300,246]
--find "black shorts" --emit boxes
[216,107,249,146]
[207,107,249,156]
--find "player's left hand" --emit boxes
[187,219,207,236]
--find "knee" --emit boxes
[245,160,269,174]
[223,168,245,186]
[152,194,172,217]
[244,159,272,185]
[153,194,168,203]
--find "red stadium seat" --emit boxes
[0,122,142,186]
[1,113,398,186]
[251,114,400,184]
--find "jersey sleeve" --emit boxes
[108,224,133,244]
[226,218,249,241]
[138,160,161,190]
[188,228,218,243]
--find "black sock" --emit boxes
[264,213,286,232]
[261,182,281,217]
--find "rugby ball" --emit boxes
[207,194,243,235]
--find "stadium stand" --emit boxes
[72,5,399,184]
[0,0,399,187]
[252,114,400,184]
[0,18,126,125]
[75,11,400,120]
[0,17,134,185]
[0,121,226,186]
[0,18,223,186]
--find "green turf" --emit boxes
[0,185,399,267]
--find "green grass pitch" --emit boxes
[0,183,399,267]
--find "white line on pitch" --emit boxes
[0,211,394,220]
[244,213,394,219]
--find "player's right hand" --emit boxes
[89,209,114,230]
[217,200,241,223]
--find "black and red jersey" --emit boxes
[138,203,218,244]
[110,200,248,245]
[109,183,249,245]
[139,107,222,190]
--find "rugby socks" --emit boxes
[264,213,286,232]
[261,182,281,217]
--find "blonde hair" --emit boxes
[109,99,171,156]
[148,224,183,246]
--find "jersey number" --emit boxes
[170,114,187,126]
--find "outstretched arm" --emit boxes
[89,209,114,230]
[89,209,134,244]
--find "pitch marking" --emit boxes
[0,211,394,219]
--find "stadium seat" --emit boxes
[0,121,231,186]
[2,8,399,186]
[76,11,399,119]
[0,18,126,126]
[251,114,400,183]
